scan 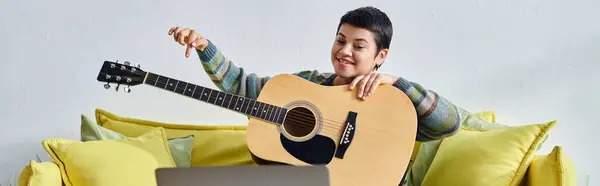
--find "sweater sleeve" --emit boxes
[195,40,331,99]
[393,76,462,141]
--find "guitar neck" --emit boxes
[142,72,287,125]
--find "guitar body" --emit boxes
[246,74,418,186]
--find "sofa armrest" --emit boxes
[18,160,63,186]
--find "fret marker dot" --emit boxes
[263,110,266,112]
[219,97,222,100]
[170,83,173,86]
[204,93,207,95]
[236,107,239,110]
[254,107,257,110]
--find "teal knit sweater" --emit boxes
[196,40,462,142]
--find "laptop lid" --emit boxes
[156,165,330,186]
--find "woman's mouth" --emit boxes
[336,58,355,65]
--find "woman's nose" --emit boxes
[338,45,352,56]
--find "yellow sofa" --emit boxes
[17,108,577,186]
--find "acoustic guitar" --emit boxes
[96,60,417,186]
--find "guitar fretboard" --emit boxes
[143,72,287,125]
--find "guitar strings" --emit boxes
[149,79,351,131]
[145,80,362,139]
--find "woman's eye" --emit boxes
[354,46,364,49]
[336,40,345,44]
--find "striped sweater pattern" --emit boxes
[195,40,462,142]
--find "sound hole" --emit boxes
[283,107,316,138]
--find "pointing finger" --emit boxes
[168,26,178,35]
[185,44,192,58]
[172,27,182,42]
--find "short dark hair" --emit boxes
[336,6,393,53]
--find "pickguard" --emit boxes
[280,134,336,165]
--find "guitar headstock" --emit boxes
[97,60,146,93]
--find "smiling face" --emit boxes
[331,23,388,82]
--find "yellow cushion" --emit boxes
[421,120,556,186]
[527,146,577,186]
[42,127,176,186]
[95,108,255,166]
[17,160,62,186]
[406,110,499,186]
[475,111,496,123]
[81,114,195,167]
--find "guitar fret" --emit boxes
[277,109,286,124]
[179,82,187,94]
[225,94,233,109]
[273,107,281,123]
[249,100,258,116]
[156,76,168,89]
[235,97,244,112]
[265,104,271,120]
[255,102,262,118]
[243,100,250,115]
[274,106,280,123]
[174,81,185,94]
[258,103,266,118]
[267,105,275,122]
[260,103,270,120]
[256,101,262,117]
[265,104,271,122]
[200,87,209,101]
[152,74,159,86]
[264,104,272,121]
[207,90,216,103]
[184,84,195,97]
[215,92,225,106]
[166,79,177,92]
[245,100,254,115]
[191,85,201,99]
[183,83,188,95]
[145,73,158,86]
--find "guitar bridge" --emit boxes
[335,111,357,159]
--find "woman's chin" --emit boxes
[333,70,354,79]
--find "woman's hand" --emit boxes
[349,72,398,100]
[168,26,210,58]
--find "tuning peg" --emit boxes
[124,86,131,93]
[115,84,120,91]
[135,63,140,68]
[124,61,130,66]
[104,83,111,89]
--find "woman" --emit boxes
[167,6,462,142]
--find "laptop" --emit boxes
[156,165,330,186]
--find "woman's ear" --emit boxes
[374,49,388,70]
